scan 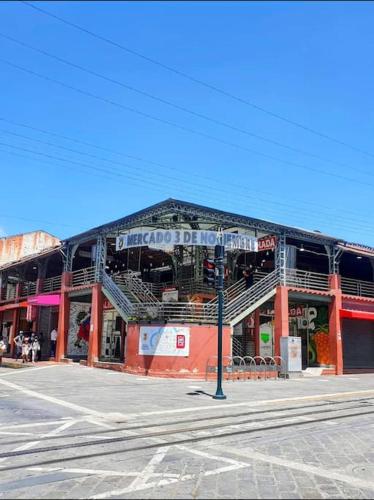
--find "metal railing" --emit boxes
[102,272,135,320]
[224,270,280,323]
[285,268,330,291]
[205,355,287,381]
[5,286,16,301]
[133,300,218,323]
[113,272,159,304]
[341,276,374,298]
[72,266,96,287]
[42,275,62,293]
[19,281,37,297]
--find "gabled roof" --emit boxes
[64,198,342,246]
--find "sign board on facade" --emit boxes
[139,326,190,357]
[259,322,273,357]
[162,288,179,302]
[258,235,277,252]
[117,230,257,252]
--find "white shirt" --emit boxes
[50,329,58,341]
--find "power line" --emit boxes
[1,127,374,232]
[1,57,373,191]
[21,0,374,161]
[0,116,370,222]
[0,31,368,177]
[1,141,373,238]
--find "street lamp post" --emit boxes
[213,241,227,400]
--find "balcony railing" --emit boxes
[285,268,330,291]
[72,266,96,287]
[133,301,218,324]
[42,275,62,293]
[341,276,374,298]
[19,281,37,297]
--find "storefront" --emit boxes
[288,301,330,369]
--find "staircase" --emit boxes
[224,270,280,326]
[102,272,135,322]
[102,268,280,326]
[113,271,159,304]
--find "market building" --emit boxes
[0,198,373,377]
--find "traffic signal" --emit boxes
[203,258,215,287]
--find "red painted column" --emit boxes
[329,274,343,375]
[274,286,289,357]
[87,283,103,367]
[55,272,72,362]
[9,308,19,357]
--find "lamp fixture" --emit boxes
[299,244,305,252]
[356,256,363,260]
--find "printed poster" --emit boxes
[139,326,190,357]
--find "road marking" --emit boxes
[213,445,374,492]
[0,365,60,377]
[0,431,34,436]
[124,389,374,419]
[27,466,179,478]
[0,378,107,418]
[14,441,41,451]
[0,419,76,431]
[188,386,202,389]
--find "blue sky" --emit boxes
[1,1,374,244]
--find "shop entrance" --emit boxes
[100,310,123,362]
[289,300,330,369]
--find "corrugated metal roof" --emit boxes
[0,245,62,272]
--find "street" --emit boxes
[0,365,374,499]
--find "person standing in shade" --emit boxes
[0,339,7,365]
[13,331,24,360]
[50,328,58,358]
[243,268,254,289]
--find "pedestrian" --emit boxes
[30,333,40,364]
[243,268,254,289]
[0,339,7,366]
[50,328,58,357]
[13,331,24,360]
[21,335,30,364]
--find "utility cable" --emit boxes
[1,128,373,232]
[21,0,374,161]
[0,142,373,238]
[0,30,368,176]
[1,57,372,191]
[0,116,370,222]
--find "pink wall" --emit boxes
[124,323,232,379]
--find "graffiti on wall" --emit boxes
[67,303,90,357]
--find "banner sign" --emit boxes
[258,235,277,252]
[116,230,257,252]
[139,326,190,356]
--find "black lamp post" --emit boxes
[213,241,227,400]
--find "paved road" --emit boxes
[0,364,374,499]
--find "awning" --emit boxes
[340,309,374,321]
[27,294,60,306]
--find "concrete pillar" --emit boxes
[329,274,343,375]
[55,272,72,361]
[274,286,289,357]
[87,283,103,367]
[9,308,19,357]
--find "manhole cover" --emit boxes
[351,465,374,479]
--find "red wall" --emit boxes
[124,323,232,379]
